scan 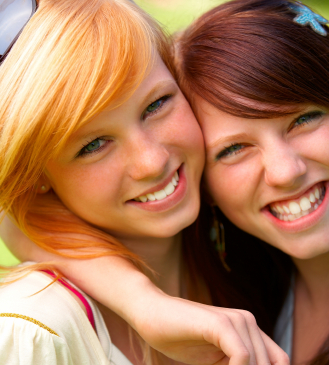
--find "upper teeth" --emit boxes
[135,171,179,203]
[270,186,325,222]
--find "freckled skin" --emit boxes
[45,56,205,243]
[198,98,329,260]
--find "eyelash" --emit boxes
[142,94,173,119]
[216,143,246,160]
[77,137,110,158]
[215,110,326,161]
[291,110,325,130]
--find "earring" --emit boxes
[41,185,47,191]
[210,206,231,272]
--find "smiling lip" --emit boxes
[127,165,187,212]
[263,181,329,233]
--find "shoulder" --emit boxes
[0,270,84,337]
[0,269,110,365]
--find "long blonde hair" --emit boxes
[0,2,176,363]
[0,0,174,268]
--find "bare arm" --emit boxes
[0,217,289,365]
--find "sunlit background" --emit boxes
[1,0,329,266]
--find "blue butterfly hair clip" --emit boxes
[287,1,329,36]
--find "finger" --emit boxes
[228,312,259,365]
[204,316,251,365]
[260,331,290,365]
[237,312,271,365]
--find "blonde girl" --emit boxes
[0,0,287,364]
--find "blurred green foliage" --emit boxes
[1,0,329,267]
[135,0,329,34]
[304,1,329,18]
[135,0,228,33]
[0,239,20,267]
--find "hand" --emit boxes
[127,290,289,365]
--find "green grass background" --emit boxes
[1,0,328,266]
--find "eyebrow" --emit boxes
[206,133,251,153]
[141,79,178,107]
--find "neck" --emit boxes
[97,232,183,364]
[120,233,182,297]
[292,251,329,306]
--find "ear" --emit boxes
[35,173,52,194]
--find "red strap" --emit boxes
[42,270,95,330]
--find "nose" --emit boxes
[127,132,170,181]
[263,140,307,188]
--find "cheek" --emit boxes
[293,126,329,166]
[46,161,121,210]
[204,162,260,225]
[160,103,205,164]
[176,106,205,156]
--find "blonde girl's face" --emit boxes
[198,98,329,260]
[44,56,205,242]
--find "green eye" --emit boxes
[216,144,244,160]
[147,100,161,113]
[226,145,243,153]
[77,138,108,157]
[143,95,172,119]
[85,139,101,152]
[294,111,325,128]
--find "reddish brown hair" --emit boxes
[176,0,329,118]
[177,1,329,363]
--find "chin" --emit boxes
[154,210,200,238]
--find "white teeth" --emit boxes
[270,184,326,222]
[277,206,284,214]
[300,197,311,211]
[134,170,180,203]
[154,190,167,200]
[289,202,301,214]
[283,206,290,214]
[315,188,320,199]
[146,193,156,201]
[164,182,175,196]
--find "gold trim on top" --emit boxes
[0,313,59,336]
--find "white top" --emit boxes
[0,270,133,365]
[273,284,294,359]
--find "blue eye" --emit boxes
[293,111,325,128]
[216,144,245,160]
[143,95,172,119]
[78,138,108,157]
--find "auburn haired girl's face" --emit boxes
[198,98,329,260]
[43,55,205,243]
